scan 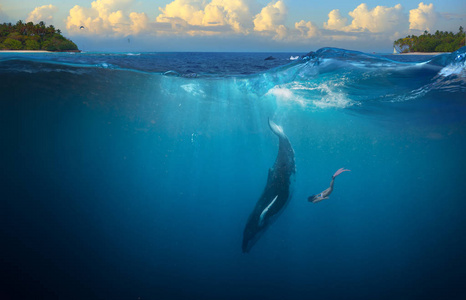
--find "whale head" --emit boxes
[242,224,264,253]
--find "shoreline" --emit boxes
[0,50,51,53]
[398,52,449,55]
[0,50,81,53]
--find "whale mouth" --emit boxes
[242,225,265,253]
[242,236,254,253]
[242,243,251,253]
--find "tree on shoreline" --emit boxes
[0,20,78,51]
[394,27,465,53]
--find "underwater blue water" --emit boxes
[1,48,466,300]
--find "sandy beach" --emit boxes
[0,50,52,53]
[399,52,449,55]
[0,50,81,53]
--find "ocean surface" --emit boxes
[1,48,465,300]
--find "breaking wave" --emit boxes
[1,47,464,110]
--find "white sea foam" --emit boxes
[266,86,306,107]
[181,83,206,97]
[266,82,355,109]
[308,83,355,109]
[295,80,356,109]
[438,63,465,77]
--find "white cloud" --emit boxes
[66,0,149,36]
[156,0,204,27]
[156,0,253,34]
[204,0,253,33]
[317,2,411,48]
[252,1,289,40]
[91,0,133,13]
[253,1,287,32]
[318,3,418,46]
[64,0,293,40]
[274,24,289,40]
[323,9,348,31]
[409,2,438,31]
[129,12,148,34]
[295,20,320,38]
[346,3,406,33]
[66,4,109,35]
[61,1,453,50]
[26,4,58,23]
[66,0,256,37]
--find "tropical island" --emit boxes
[393,26,465,53]
[0,20,79,52]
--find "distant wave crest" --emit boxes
[255,46,466,108]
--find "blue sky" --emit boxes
[1,0,465,52]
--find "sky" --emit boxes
[0,0,465,52]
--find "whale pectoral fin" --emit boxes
[259,195,278,227]
[268,119,285,138]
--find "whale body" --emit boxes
[242,119,296,253]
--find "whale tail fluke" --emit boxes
[268,118,285,139]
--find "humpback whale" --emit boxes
[242,119,296,253]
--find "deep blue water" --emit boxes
[1,48,466,300]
